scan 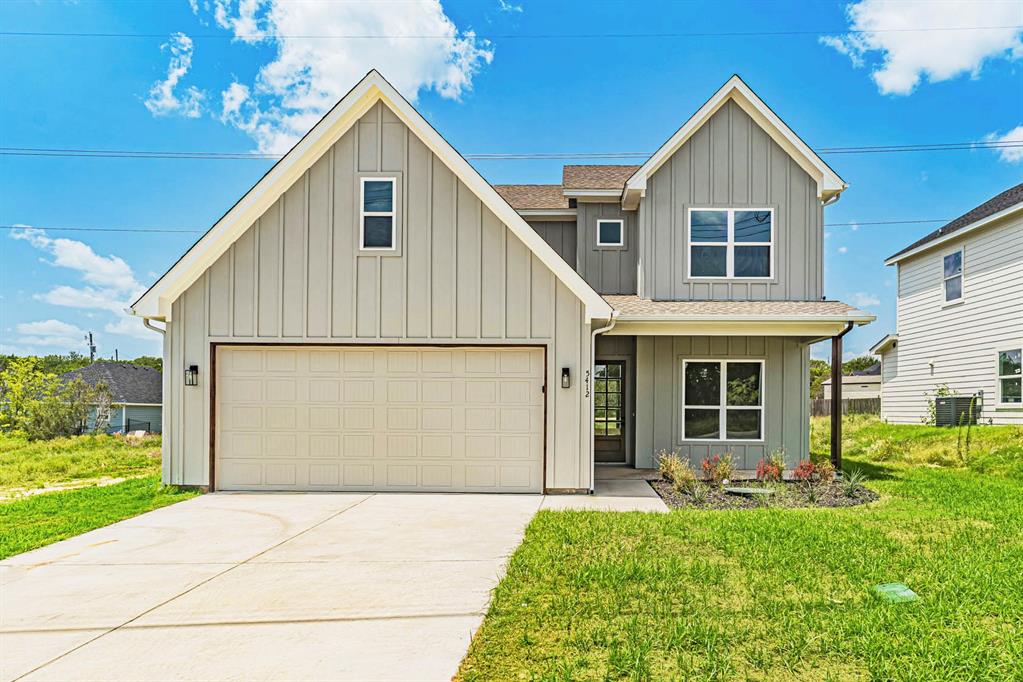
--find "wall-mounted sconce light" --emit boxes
[561,367,571,389]
[184,364,199,387]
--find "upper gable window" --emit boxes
[943,249,963,303]
[361,178,396,250]
[597,219,624,246]
[688,208,773,279]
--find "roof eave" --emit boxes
[884,202,1023,265]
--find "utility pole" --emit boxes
[85,332,96,362]
[114,349,119,362]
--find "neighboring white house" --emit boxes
[822,363,880,400]
[873,183,1023,425]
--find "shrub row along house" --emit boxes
[872,183,1023,425]
[130,71,873,493]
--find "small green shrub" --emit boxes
[840,468,867,497]
[701,452,735,486]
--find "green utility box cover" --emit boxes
[874,583,918,603]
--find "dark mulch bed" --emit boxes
[650,479,880,510]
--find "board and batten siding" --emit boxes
[634,335,810,470]
[640,100,823,302]
[575,203,638,295]
[527,220,577,268]
[161,101,593,490]
[881,213,1023,425]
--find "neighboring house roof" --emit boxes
[61,362,162,405]
[131,70,613,323]
[562,165,641,190]
[870,333,898,355]
[492,184,569,210]
[604,295,873,321]
[852,362,882,376]
[886,182,1023,264]
[822,362,881,386]
[622,75,846,208]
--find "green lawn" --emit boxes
[458,418,1023,681]
[0,434,197,560]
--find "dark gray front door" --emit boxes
[594,361,626,463]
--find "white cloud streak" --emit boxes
[145,32,205,117]
[15,319,86,349]
[822,0,1023,95]
[985,125,1023,163]
[209,0,494,152]
[850,292,881,307]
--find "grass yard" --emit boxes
[0,434,197,559]
[458,417,1023,681]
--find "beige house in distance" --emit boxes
[873,184,1023,425]
[131,71,872,493]
[822,363,881,400]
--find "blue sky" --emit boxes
[1,0,1021,361]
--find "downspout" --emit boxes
[588,311,619,493]
[142,318,166,335]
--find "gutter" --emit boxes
[143,318,166,335]
[588,311,619,494]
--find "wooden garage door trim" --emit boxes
[209,342,548,492]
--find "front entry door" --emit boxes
[594,361,626,463]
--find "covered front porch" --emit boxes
[594,296,874,474]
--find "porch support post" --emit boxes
[830,322,854,470]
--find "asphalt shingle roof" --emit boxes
[604,295,873,320]
[492,184,569,210]
[888,182,1023,261]
[61,362,162,405]
[562,165,641,190]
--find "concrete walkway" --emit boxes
[1,493,542,682]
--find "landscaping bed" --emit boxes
[650,477,879,509]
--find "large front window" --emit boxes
[688,208,773,279]
[682,360,764,440]
[998,348,1022,405]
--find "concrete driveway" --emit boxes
[1,493,543,682]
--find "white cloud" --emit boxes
[822,0,1023,95]
[985,125,1023,163]
[498,0,523,13]
[144,32,205,117]
[850,292,881,307]
[837,246,849,254]
[15,319,86,349]
[35,286,128,314]
[209,0,494,152]
[104,316,157,340]
[10,227,141,292]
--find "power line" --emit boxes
[3,140,1021,162]
[2,25,1021,40]
[0,219,952,235]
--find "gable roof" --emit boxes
[563,165,641,190]
[885,182,1023,264]
[62,362,162,405]
[621,75,846,208]
[870,333,898,355]
[131,70,612,322]
[493,184,569,210]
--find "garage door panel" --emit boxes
[217,346,544,492]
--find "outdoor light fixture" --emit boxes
[184,364,199,387]
[561,367,571,389]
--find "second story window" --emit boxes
[597,219,624,246]
[998,348,1021,405]
[943,249,963,303]
[361,177,396,250]
[688,208,773,279]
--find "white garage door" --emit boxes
[216,346,545,492]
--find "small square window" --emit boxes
[360,178,395,250]
[597,219,623,246]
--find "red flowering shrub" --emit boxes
[701,452,735,486]
[756,459,781,483]
[792,460,816,481]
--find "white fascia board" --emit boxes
[132,70,612,322]
[563,188,623,198]
[622,75,846,205]
[516,208,578,219]
[606,317,872,337]
[869,333,898,355]
[884,203,1023,266]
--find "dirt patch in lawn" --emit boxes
[650,479,879,510]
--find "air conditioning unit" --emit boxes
[935,395,982,427]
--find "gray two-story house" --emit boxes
[131,71,872,494]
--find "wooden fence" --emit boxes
[811,397,881,417]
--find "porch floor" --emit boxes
[594,465,660,481]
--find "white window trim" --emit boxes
[596,219,625,246]
[681,359,765,442]
[996,346,1022,407]
[687,207,774,280]
[360,176,397,251]
[941,246,964,307]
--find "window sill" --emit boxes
[993,406,1023,412]
[940,299,965,309]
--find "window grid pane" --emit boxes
[683,361,763,441]
[593,363,624,436]
[689,208,772,279]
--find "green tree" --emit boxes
[810,359,830,399]
[0,357,111,439]
[843,355,878,375]
[126,356,162,372]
